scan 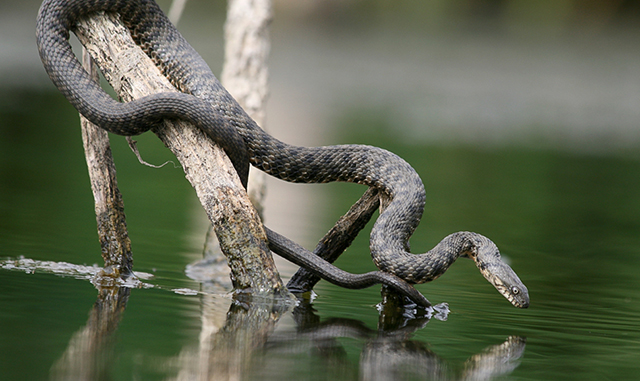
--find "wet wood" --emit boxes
[74,11,286,295]
[202,0,272,275]
[80,49,133,278]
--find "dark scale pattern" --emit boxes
[36,0,250,186]
[37,0,529,308]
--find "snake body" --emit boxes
[37,0,529,308]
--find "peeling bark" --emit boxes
[75,11,285,295]
[80,48,133,278]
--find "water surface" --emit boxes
[2,90,640,380]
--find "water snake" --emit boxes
[36,0,529,308]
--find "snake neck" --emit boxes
[374,229,530,308]
[371,231,480,284]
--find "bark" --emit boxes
[74,11,285,295]
[80,48,133,279]
[286,188,381,292]
[202,0,272,266]
[221,0,272,216]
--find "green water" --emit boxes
[2,90,640,380]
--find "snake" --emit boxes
[36,0,529,309]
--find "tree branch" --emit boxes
[74,11,286,295]
[80,48,133,279]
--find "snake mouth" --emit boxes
[505,290,529,308]
[476,254,529,308]
[493,278,529,308]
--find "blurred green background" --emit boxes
[2,0,640,380]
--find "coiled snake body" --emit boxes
[37,0,529,308]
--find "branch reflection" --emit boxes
[50,285,130,380]
[51,282,525,380]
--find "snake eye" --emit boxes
[511,287,520,295]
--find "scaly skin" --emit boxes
[37,0,529,308]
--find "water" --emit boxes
[2,89,640,380]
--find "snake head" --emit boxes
[485,264,529,308]
[468,235,530,308]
